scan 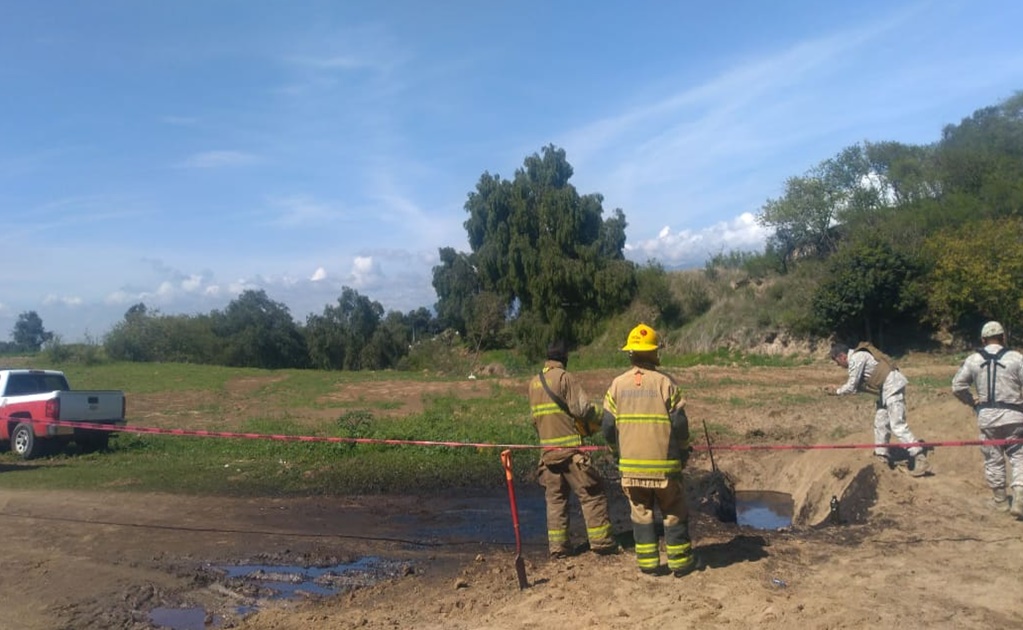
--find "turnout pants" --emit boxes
[538,453,614,554]
[623,477,693,574]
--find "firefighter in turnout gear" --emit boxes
[528,340,618,557]
[602,324,696,577]
[951,321,1023,518]
[829,341,932,477]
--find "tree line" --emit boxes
[748,90,1023,347]
[5,91,1021,366]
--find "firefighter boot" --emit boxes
[987,488,1010,513]
[1011,487,1023,519]
[665,520,695,577]
[633,522,661,575]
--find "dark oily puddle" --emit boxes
[735,490,794,530]
[216,556,412,598]
[149,556,411,630]
[149,607,214,630]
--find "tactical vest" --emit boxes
[853,342,897,394]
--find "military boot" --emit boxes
[1010,487,1023,519]
[907,452,931,477]
[987,488,1010,513]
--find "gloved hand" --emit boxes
[575,403,602,437]
[678,441,693,469]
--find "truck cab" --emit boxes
[0,368,126,459]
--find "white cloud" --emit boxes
[42,294,83,307]
[347,256,384,288]
[310,267,327,281]
[626,212,770,267]
[181,274,204,292]
[176,150,260,169]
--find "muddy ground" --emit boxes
[1,357,1021,630]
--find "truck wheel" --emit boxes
[11,423,40,460]
[75,429,110,453]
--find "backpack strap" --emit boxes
[538,368,572,416]
[976,348,1022,411]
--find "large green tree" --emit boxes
[757,171,841,270]
[212,290,308,369]
[811,237,924,344]
[435,145,635,354]
[923,218,1023,339]
[305,287,385,371]
[12,311,53,352]
[937,91,1023,216]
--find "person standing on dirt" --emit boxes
[528,339,618,558]
[828,342,932,477]
[602,324,696,577]
[951,321,1023,518]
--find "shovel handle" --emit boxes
[501,449,514,481]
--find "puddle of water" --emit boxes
[149,607,216,630]
[735,490,794,530]
[150,557,409,628]
[390,495,548,545]
[216,556,407,599]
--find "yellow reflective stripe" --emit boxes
[540,434,583,447]
[637,557,661,569]
[666,543,692,555]
[587,524,611,539]
[531,402,562,416]
[619,458,682,475]
[634,542,659,555]
[548,529,568,542]
[668,390,683,408]
[603,391,617,414]
[668,556,694,570]
[617,414,669,425]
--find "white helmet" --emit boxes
[981,321,1005,339]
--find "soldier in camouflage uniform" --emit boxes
[828,341,931,477]
[602,324,696,577]
[951,321,1023,518]
[528,340,618,558]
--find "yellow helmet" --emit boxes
[622,323,660,352]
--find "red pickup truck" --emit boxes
[0,368,126,459]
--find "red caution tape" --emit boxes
[9,417,1023,451]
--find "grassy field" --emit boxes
[0,361,561,496]
[0,350,815,497]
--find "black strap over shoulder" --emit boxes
[978,347,1010,364]
[978,347,1012,407]
[538,369,572,416]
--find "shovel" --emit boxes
[702,418,737,523]
[500,449,529,589]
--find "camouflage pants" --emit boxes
[980,424,1023,490]
[874,390,922,457]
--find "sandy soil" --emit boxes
[1,358,1021,630]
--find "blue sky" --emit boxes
[2,1,1021,343]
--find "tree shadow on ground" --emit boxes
[0,463,46,473]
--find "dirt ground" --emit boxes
[2,358,1022,630]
